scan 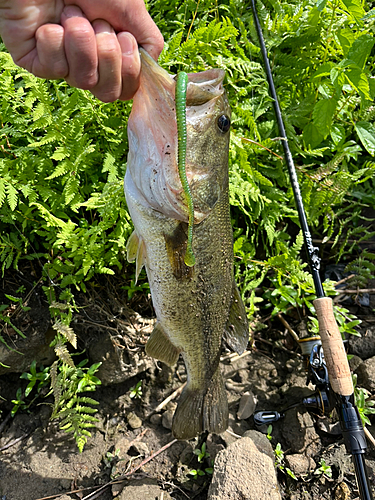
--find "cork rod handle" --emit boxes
[313,297,353,396]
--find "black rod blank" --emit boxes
[250,0,324,297]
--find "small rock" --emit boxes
[316,418,342,435]
[237,391,257,420]
[285,454,316,476]
[88,328,153,385]
[281,408,320,457]
[207,437,282,500]
[127,412,142,429]
[162,409,174,430]
[242,430,274,461]
[150,413,162,425]
[349,354,364,372]
[349,326,375,360]
[356,356,375,392]
[131,441,149,456]
[165,401,177,411]
[59,479,72,490]
[115,437,131,457]
[335,481,351,500]
[118,478,172,500]
[270,376,284,387]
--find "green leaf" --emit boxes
[347,34,374,69]
[341,0,365,23]
[337,29,356,56]
[316,0,328,11]
[303,123,324,149]
[312,99,337,138]
[344,69,370,100]
[0,178,6,208]
[330,124,346,145]
[355,122,375,156]
[6,183,18,211]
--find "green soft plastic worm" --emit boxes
[175,71,195,267]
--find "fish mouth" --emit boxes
[139,48,225,105]
[126,49,227,223]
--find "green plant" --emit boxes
[122,272,150,300]
[50,359,102,452]
[188,442,214,479]
[0,294,30,354]
[314,459,333,479]
[129,380,143,399]
[11,360,50,415]
[274,443,298,480]
[266,424,273,441]
[353,374,375,427]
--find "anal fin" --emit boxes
[223,280,249,355]
[146,322,181,366]
[126,230,146,283]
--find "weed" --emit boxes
[274,443,298,480]
[188,442,214,479]
[353,374,375,427]
[129,380,143,400]
[314,459,333,479]
[11,361,49,416]
[50,359,102,452]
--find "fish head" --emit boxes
[126,49,231,223]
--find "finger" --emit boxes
[117,32,141,101]
[33,24,68,79]
[61,5,98,90]
[64,0,164,61]
[90,20,122,102]
[124,7,164,62]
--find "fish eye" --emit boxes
[217,114,231,133]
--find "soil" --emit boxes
[1,264,375,500]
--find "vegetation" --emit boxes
[0,0,374,450]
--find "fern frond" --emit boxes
[54,339,74,366]
[53,320,77,348]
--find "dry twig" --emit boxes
[149,383,186,416]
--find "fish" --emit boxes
[124,49,249,440]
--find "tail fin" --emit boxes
[172,367,228,440]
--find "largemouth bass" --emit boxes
[125,49,249,440]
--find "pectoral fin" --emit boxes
[146,322,181,366]
[164,223,194,280]
[223,281,249,355]
[126,230,146,283]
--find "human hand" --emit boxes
[0,0,164,101]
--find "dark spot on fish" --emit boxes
[165,152,171,155]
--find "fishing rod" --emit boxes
[250,2,373,499]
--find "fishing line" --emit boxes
[175,71,195,267]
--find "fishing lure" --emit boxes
[175,71,195,267]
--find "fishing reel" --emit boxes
[253,336,336,427]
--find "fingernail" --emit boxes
[63,5,84,18]
[93,19,114,35]
[118,32,136,55]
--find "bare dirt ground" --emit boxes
[1,265,375,500]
